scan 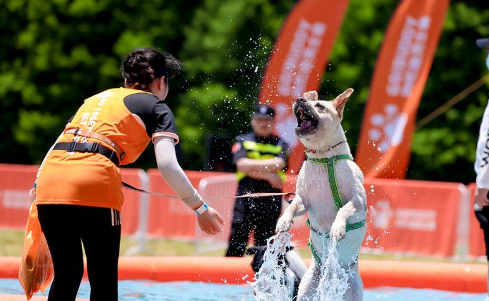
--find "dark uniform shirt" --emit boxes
[232,132,290,195]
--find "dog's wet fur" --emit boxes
[276,89,367,301]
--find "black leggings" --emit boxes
[37,204,121,301]
[475,207,489,260]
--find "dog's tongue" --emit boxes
[301,120,312,131]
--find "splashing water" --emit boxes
[250,233,353,301]
[312,238,352,301]
[249,233,291,301]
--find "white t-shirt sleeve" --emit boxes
[475,100,489,189]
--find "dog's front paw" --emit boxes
[276,215,293,233]
[330,220,347,241]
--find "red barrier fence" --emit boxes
[362,178,468,257]
[0,164,37,229]
[279,177,471,258]
[145,170,231,239]
[0,164,483,259]
[0,164,142,236]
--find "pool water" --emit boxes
[0,279,487,301]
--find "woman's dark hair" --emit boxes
[121,48,182,90]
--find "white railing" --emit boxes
[124,169,152,256]
[194,174,238,255]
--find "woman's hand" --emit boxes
[476,188,489,208]
[197,207,224,235]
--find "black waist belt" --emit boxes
[53,142,120,166]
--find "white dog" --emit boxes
[276,89,367,301]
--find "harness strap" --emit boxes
[306,219,366,239]
[307,220,366,265]
[308,238,321,266]
[53,142,120,166]
[308,238,360,268]
[306,154,365,265]
[307,155,353,211]
[64,127,125,161]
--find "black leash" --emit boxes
[122,181,295,201]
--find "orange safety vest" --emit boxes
[36,88,155,211]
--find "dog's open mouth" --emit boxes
[294,102,319,136]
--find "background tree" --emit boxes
[0,0,488,184]
[324,0,489,183]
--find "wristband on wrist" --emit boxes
[29,182,37,197]
[194,202,209,215]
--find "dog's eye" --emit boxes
[315,103,325,109]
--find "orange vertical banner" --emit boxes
[258,0,350,174]
[356,0,449,178]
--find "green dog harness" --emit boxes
[305,155,366,265]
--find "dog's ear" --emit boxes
[332,88,354,119]
[303,91,318,101]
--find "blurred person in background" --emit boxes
[225,104,290,257]
[33,48,224,301]
[474,36,489,296]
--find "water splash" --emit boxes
[250,233,354,301]
[312,239,352,301]
[249,233,291,301]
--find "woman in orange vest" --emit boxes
[34,48,224,301]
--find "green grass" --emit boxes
[0,229,25,257]
[1,228,485,265]
[1,228,217,257]
[1,228,304,258]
